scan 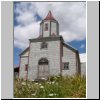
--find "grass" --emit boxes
[14,75,86,98]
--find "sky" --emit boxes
[14,2,86,66]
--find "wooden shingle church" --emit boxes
[19,11,81,80]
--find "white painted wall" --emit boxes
[28,40,61,80]
[19,41,80,80]
[40,21,58,37]
[51,22,57,35]
[62,46,77,76]
[81,62,86,76]
[19,57,28,79]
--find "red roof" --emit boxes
[44,11,55,20]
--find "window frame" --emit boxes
[45,23,48,31]
[41,42,48,49]
[63,62,69,70]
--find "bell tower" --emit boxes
[40,11,59,37]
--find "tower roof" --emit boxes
[44,11,55,20]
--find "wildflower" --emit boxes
[31,93,36,96]
[40,86,44,89]
[54,76,57,80]
[49,93,57,96]
[49,93,54,96]
[35,83,38,85]
[39,83,42,85]
[41,77,46,80]
[21,82,26,85]
[47,82,51,84]
[52,81,55,84]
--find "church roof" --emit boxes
[44,11,56,20]
[19,47,29,56]
[19,36,79,56]
[63,42,78,52]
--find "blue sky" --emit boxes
[14,2,86,66]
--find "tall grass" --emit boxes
[14,75,86,98]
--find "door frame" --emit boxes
[37,58,49,79]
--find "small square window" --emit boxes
[41,42,48,49]
[45,23,48,31]
[63,62,69,70]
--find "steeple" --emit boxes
[44,11,55,20]
[40,11,59,38]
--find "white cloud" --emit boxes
[14,21,40,49]
[79,53,86,62]
[14,2,86,50]
[80,44,85,49]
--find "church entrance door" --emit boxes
[38,58,49,79]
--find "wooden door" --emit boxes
[38,64,49,79]
[38,58,49,79]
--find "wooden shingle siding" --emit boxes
[19,57,28,79]
[81,62,86,76]
[28,40,61,80]
[62,45,77,76]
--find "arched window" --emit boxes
[41,42,48,49]
[39,58,48,65]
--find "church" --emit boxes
[19,11,81,80]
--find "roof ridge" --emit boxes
[63,42,78,51]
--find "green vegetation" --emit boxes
[14,75,86,98]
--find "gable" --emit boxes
[19,47,29,57]
[62,42,81,74]
[62,42,80,64]
[63,45,76,57]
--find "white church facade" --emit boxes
[19,11,81,80]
